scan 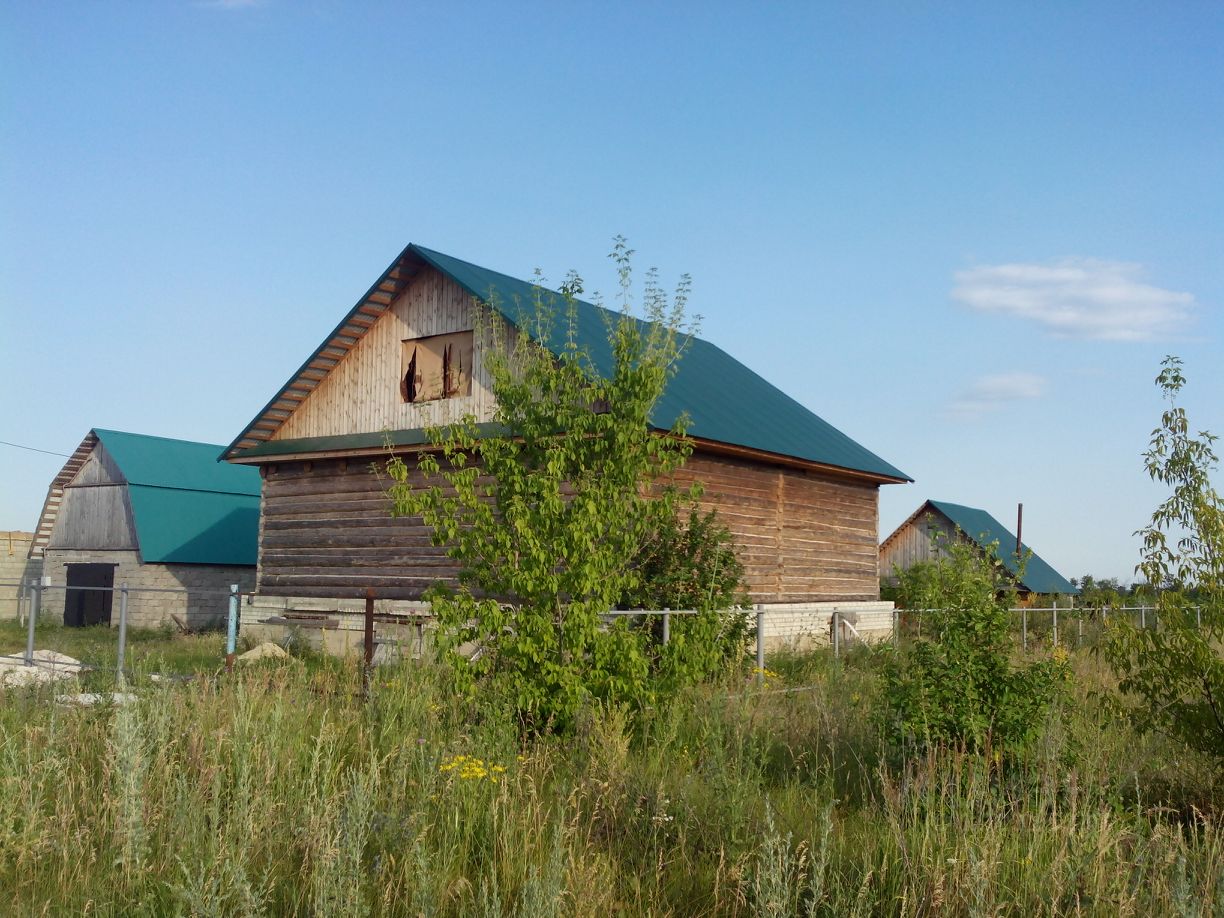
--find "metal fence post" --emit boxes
[25,580,40,666]
[1197,607,1202,629]
[17,578,26,627]
[1078,611,1083,645]
[116,583,130,680]
[755,606,765,684]
[1022,607,1028,651]
[893,607,899,647]
[225,583,239,672]
[832,609,840,659]
[662,608,671,646]
[1052,601,1058,648]
[1140,606,1146,630]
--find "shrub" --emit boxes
[880,535,1066,756]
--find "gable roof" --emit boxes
[31,429,259,565]
[884,499,1077,595]
[223,244,910,483]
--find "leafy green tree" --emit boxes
[387,241,744,730]
[1104,356,1224,759]
[880,532,1066,756]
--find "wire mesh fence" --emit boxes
[1,579,242,684]
[893,604,1188,654]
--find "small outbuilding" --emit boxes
[31,429,259,629]
[879,499,1077,597]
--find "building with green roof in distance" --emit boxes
[879,499,1078,598]
[30,429,259,630]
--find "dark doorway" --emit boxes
[65,563,115,627]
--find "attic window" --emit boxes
[400,331,473,403]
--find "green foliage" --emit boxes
[387,240,745,730]
[880,534,1066,755]
[1104,356,1224,760]
[619,505,751,689]
[1070,574,1129,609]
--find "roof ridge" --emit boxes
[94,428,229,451]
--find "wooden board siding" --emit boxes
[47,484,138,551]
[69,444,125,487]
[257,449,882,603]
[878,511,957,580]
[272,269,511,442]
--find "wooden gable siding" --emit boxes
[878,510,957,580]
[48,488,138,552]
[256,450,881,602]
[47,443,139,552]
[272,269,509,442]
[70,445,126,487]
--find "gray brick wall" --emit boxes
[40,549,256,630]
[0,532,42,621]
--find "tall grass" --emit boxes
[0,641,1219,915]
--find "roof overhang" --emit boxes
[228,424,907,485]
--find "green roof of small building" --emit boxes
[225,244,911,483]
[93,430,259,565]
[927,500,1078,595]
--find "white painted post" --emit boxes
[116,583,130,680]
[225,584,239,672]
[24,580,40,666]
[1022,607,1028,651]
[1140,606,1146,629]
[662,608,670,646]
[833,609,840,659]
[1053,601,1058,648]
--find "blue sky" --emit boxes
[2,2,1221,582]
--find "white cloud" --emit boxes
[949,373,1047,420]
[952,258,1195,341]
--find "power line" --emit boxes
[0,439,72,458]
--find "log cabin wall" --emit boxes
[272,269,512,441]
[256,449,882,603]
[671,454,881,603]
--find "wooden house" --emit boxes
[222,244,911,608]
[31,429,260,628]
[879,499,1077,597]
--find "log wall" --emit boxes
[257,451,882,602]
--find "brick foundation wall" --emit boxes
[40,550,256,630]
[236,594,895,658]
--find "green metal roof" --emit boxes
[409,246,910,481]
[927,500,1078,595]
[98,430,261,495]
[93,430,260,565]
[226,244,910,482]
